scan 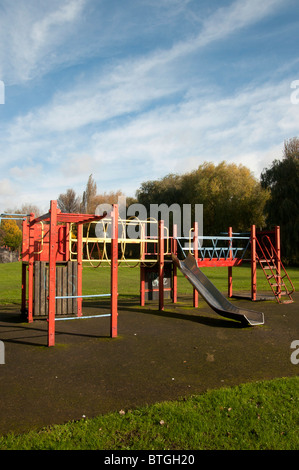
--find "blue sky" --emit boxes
[0,0,299,213]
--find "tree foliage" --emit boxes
[136,161,269,235]
[261,137,299,263]
[0,219,23,251]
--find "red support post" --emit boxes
[27,214,35,323]
[110,204,118,338]
[77,223,83,317]
[172,224,178,304]
[48,200,58,347]
[193,222,198,308]
[140,266,145,307]
[251,225,257,301]
[275,225,281,299]
[140,222,145,306]
[228,227,233,298]
[21,262,27,316]
[159,219,164,311]
[65,222,70,262]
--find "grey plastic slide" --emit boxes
[172,253,264,326]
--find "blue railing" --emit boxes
[176,235,250,261]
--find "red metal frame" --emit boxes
[20,200,118,346]
[172,224,178,304]
[251,225,257,301]
[48,200,58,346]
[228,226,233,298]
[193,222,198,308]
[110,204,118,337]
[158,220,164,311]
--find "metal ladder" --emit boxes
[256,235,295,303]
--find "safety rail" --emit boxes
[0,213,29,223]
[176,235,250,261]
[54,293,111,321]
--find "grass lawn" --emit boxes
[0,377,298,450]
[1,261,298,305]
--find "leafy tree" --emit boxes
[0,219,23,251]
[261,137,299,264]
[136,161,269,235]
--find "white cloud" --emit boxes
[1,73,297,210]
[0,0,87,84]
[0,178,14,196]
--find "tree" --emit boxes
[57,189,81,213]
[19,204,41,217]
[136,161,269,235]
[92,190,124,207]
[261,137,299,263]
[81,174,97,213]
[0,219,23,251]
[284,136,299,160]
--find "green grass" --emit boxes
[0,377,298,450]
[1,261,298,305]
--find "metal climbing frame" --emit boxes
[173,223,251,308]
[21,200,119,346]
[20,202,295,347]
[69,215,160,268]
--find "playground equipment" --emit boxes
[19,200,295,346]
[21,201,118,346]
[172,253,264,326]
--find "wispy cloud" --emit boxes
[0,0,86,84]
